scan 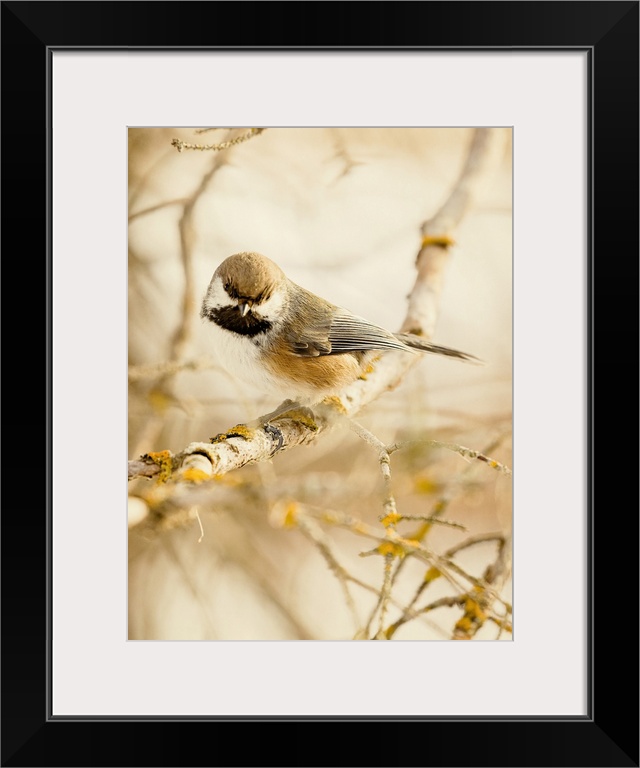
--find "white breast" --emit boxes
[202,276,294,401]
[206,320,287,400]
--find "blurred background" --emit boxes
[128,127,512,640]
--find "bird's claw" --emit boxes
[264,423,284,452]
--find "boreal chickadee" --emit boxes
[200,252,480,406]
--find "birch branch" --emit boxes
[403,128,493,338]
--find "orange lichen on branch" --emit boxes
[423,566,441,584]
[356,356,380,381]
[414,476,441,495]
[282,502,299,528]
[420,234,456,249]
[210,424,255,443]
[377,541,406,559]
[273,408,319,432]
[148,388,172,414]
[319,395,348,414]
[453,588,489,640]
[270,500,300,529]
[180,467,211,484]
[143,450,173,482]
[380,511,401,527]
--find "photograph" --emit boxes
[127,126,513,641]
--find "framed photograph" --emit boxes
[3,2,637,766]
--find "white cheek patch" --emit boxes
[202,276,228,311]
[252,288,286,322]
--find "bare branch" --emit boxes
[387,438,512,476]
[128,198,190,222]
[128,358,220,382]
[403,128,494,338]
[452,534,512,640]
[171,127,266,153]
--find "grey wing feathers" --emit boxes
[288,336,332,356]
[327,311,411,354]
[283,294,333,356]
[283,288,481,363]
[284,306,410,357]
[395,333,483,364]
[284,289,411,357]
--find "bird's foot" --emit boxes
[251,399,301,426]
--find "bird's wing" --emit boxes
[327,310,411,353]
[282,286,481,363]
[284,301,409,358]
[285,327,332,357]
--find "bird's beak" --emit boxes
[238,300,251,317]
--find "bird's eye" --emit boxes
[224,282,230,291]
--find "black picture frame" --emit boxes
[2,2,638,766]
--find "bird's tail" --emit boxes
[394,333,484,365]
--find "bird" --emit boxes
[200,252,480,413]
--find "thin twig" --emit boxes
[387,438,512,476]
[347,419,400,636]
[287,504,448,638]
[295,513,362,634]
[128,358,220,382]
[128,198,190,222]
[171,127,265,153]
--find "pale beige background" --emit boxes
[128,127,512,640]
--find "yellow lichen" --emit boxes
[463,597,487,622]
[214,473,243,486]
[282,502,299,528]
[320,396,347,414]
[144,450,172,483]
[180,467,211,483]
[456,616,474,632]
[210,424,255,443]
[356,354,381,380]
[269,500,299,529]
[273,408,318,431]
[414,476,439,494]
[357,363,376,380]
[377,541,405,559]
[453,594,488,638]
[380,511,401,527]
[148,388,171,414]
[424,566,441,583]
[421,234,456,249]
